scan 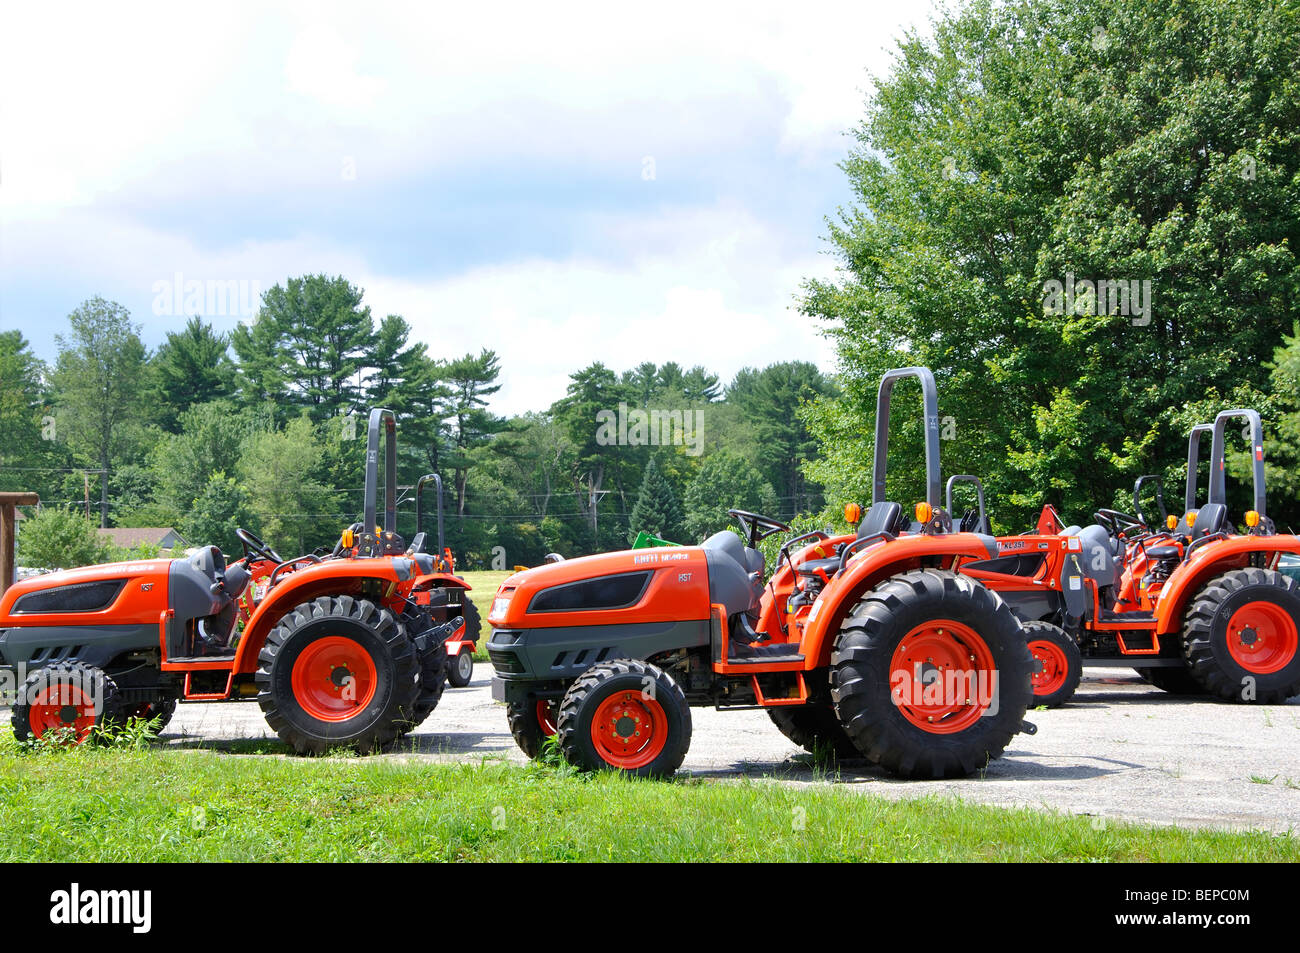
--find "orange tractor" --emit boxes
[487,367,1034,779]
[0,409,478,751]
[957,409,1300,706]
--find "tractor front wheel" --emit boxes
[507,699,559,759]
[556,659,691,778]
[12,662,120,745]
[256,596,420,754]
[447,650,474,687]
[1183,568,1300,703]
[830,569,1033,779]
[1024,621,1081,707]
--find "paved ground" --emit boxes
[150,666,1300,834]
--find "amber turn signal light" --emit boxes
[1166,515,1177,531]
[843,502,862,524]
[341,528,355,548]
[915,501,934,524]
[1245,510,1260,527]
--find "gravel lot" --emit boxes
[134,665,1300,835]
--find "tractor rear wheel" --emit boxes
[1024,621,1081,707]
[556,659,691,778]
[830,569,1033,779]
[507,699,559,759]
[460,597,482,645]
[1183,568,1300,703]
[110,697,178,731]
[12,662,120,745]
[256,596,420,754]
[768,704,860,759]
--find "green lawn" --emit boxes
[458,570,512,660]
[0,739,1292,862]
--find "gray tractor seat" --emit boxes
[857,501,903,539]
[701,531,765,619]
[1075,523,1121,589]
[1190,503,1228,540]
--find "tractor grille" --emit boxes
[487,648,524,674]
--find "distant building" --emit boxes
[98,527,188,554]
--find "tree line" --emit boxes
[0,277,835,567]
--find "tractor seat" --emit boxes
[795,557,840,577]
[1190,503,1227,540]
[857,501,903,540]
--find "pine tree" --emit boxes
[629,457,684,542]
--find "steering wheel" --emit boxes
[728,509,791,549]
[236,528,282,565]
[1094,509,1145,535]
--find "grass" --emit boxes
[458,570,513,660]
[0,738,1294,862]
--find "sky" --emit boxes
[0,1,938,416]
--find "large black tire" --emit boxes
[399,616,449,736]
[507,699,559,759]
[556,659,691,778]
[11,662,120,744]
[460,595,482,645]
[256,596,421,754]
[1183,568,1300,703]
[1023,620,1081,708]
[768,704,860,759]
[446,649,474,687]
[1142,664,1206,695]
[830,569,1033,779]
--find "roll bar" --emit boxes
[1183,422,1214,513]
[945,474,986,527]
[415,472,446,558]
[873,367,942,508]
[1208,409,1266,517]
[363,408,398,534]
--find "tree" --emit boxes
[554,363,635,545]
[801,0,1300,530]
[442,349,506,518]
[727,362,835,516]
[16,507,110,569]
[181,472,259,555]
[0,331,50,492]
[628,457,685,542]
[232,274,376,422]
[238,416,332,556]
[149,399,271,521]
[682,450,777,542]
[50,298,149,526]
[150,318,236,432]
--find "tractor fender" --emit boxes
[798,533,1000,669]
[755,533,854,639]
[413,572,471,592]
[233,560,407,675]
[1153,535,1300,636]
[445,639,474,657]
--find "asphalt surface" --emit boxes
[147,665,1300,834]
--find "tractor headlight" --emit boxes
[489,593,513,621]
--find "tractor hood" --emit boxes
[489,546,713,629]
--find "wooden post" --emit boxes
[0,493,39,595]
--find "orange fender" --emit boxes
[796,533,1000,670]
[1154,535,1300,636]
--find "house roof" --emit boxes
[98,527,187,549]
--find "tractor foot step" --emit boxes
[727,652,805,665]
[167,654,236,664]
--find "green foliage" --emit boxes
[682,450,778,543]
[801,0,1300,530]
[16,508,110,569]
[181,473,259,555]
[628,457,685,542]
[50,298,149,527]
[150,318,237,432]
[237,416,333,556]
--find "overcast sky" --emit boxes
[0,1,937,416]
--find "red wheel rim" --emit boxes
[589,691,667,769]
[535,699,558,737]
[291,636,378,722]
[889,620,997,734]
[1225,601,1298,675]
[28,684,96,742]
[1029,639,1069,697]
